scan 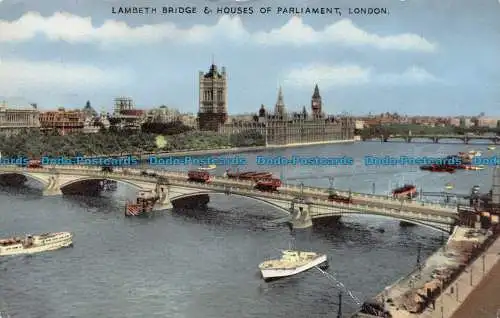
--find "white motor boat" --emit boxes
[258,250,328,281]
[197,164,216,171]
[0,232,73,256]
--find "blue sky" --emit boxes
[0,0,499,116]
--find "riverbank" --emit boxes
[351,225,500,317]
[88,139,356,160]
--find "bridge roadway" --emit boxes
[0,165,459,231]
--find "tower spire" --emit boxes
[274,86,286,116]
[312,84,320,98]
[211,54,215,65]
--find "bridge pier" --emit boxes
[290,201,313,229]
[42,175,62,196]
[154,184,173,210]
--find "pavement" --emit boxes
[416,231,500,318]
[362,226,500,318]
[450,259,500,318]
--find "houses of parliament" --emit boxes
[198,63,355,145]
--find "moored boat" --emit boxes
[460,164,484,171]
[198,164,216,171]
[392,184,417,199]
[420,164,456,173]
[258,250,328,281]
[0,232,73,256]
[125,190,159,217]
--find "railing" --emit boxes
[1,165,457,209]
[0,166,458,219]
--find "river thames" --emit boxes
[0,141,497,317]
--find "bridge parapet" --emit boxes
[0,166,458,230]
[0,166,457,212]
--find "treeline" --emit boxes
[0,128,265,158]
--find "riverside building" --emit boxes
[218,83,354,145]
[0,102,40,135]
[196,63,354,145]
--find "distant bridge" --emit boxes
[0,166,460,232]
[364,134,499,144]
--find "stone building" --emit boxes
[198,63,228,131]
[39,107,85,134]
[111,97,146,129]
[146,106,181,123]
[220,85,355,145]
[0,102,40,134]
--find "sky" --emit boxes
[0,0,499,116]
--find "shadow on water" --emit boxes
[0,184,42,198]
[61,195,122,213]
[171,206,291,232]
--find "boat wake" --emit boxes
[315,266,362,305]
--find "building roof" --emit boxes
[312,84,321,98]
[120,109,144,116]
[204,64,223,78]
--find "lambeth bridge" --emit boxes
[366,134,500,144]
[0,165,460,232]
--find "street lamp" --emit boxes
[328,177,335,195]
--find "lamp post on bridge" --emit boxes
[328,177,335,196]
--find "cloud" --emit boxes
[0,58,130,97]
[283,64,441,88]
[377,66,442,85]
[0,12,436,52]
[253,18,436,52]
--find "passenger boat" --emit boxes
[488,146,496,151]
[258,250,328,281]
[419,164,456,173]
[0,232,73,256]
[460,164,484,171]
[255,178,282,192]
[187,170,212,183]
[392,184,417,199]
[124,190,159,217]
[198,164,216,171]
[328,193,353,204]
[445,183,454,190]
[458,151,481,164]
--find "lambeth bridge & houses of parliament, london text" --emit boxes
[110,6,389,16]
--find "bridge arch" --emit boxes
[313,212,455,233]
[59,176,145,191]
[170,191,291,215]
[0,171,48,187]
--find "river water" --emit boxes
[0,141,497,318]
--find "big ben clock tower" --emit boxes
[311,84,323,118]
